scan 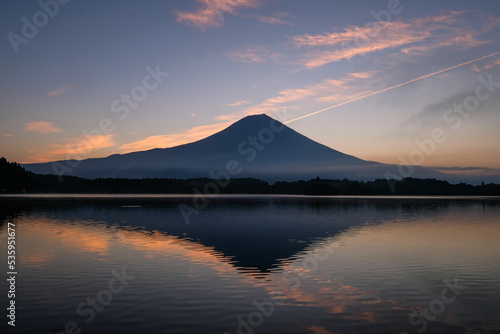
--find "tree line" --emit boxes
[1,157,499,195]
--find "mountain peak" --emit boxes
[231,113,278,127]
[241,113,272,120]
[214,113,290,139]
[242,113,270,118]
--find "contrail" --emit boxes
[285,50,500,124]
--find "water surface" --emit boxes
[0,195,499,333]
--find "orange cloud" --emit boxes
[47,83,71,97]
[291,12,500,68]
[174,0,258,30]
[25,134,116,163]
[349,71,378,79]
[119,122,231,153]
[291,21,425,47]
[24,121,62,133]
[293,21,433,68]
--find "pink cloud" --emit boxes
[290,12,500,69]
[24,121,62,133]
[216,71,379,122]
[483,14,500,32]
[349,71,379,79]
[229,100,251,106]
[292,21,433,68]
[227,48,265,63]
[174,0,258,30]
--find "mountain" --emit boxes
[23,114,443,181]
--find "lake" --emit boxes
[0,195,499,334]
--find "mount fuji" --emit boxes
[23,114,444,181]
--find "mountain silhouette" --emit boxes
[23,114,443,181]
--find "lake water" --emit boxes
[0,195,499,334]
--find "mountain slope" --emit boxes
[23,114,442,181]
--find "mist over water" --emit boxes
[1,195,499,334]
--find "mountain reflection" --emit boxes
[5,195,497,273]
[2,195,500,334]
[17,212,396,331]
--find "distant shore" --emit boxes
[2,157,499,196]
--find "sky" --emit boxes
[1,0,500,177]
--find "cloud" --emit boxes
[472,58,500,72]
[5,133,13,137]
[292,21,432,68]
[216,70,379,121]
[47,83,71,97]
[221,45,500,125]
[26,134,116,163]
[174,0,258,31]
[291,20,429,47]
[119,122,231,153]
[430,166,496,172]
[349,71,379,79]
[290,12,500,69]
[190,113,203,117]
[247,12,293,26]
[226,45,283,63]
[429,166,500,176]
[223,13,498,70]
[229,100,251,106]
[227,47,265,63]
[24,121,62,133]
